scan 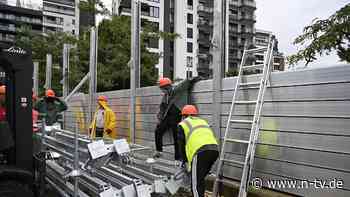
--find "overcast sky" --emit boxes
[255,0,349,68]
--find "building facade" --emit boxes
[42,0,78,35]
[118,0,164,77]
[117,0,257,79]
[0,3,43,43]
[255,29,285,71]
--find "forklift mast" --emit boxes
[0,43,33,171]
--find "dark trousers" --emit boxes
[191,150,219,197]
[95,128,104,137]
[155,121,180,160]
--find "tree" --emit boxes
[15,26,78,96]
[97,16,159,91]
[288,3,350,66]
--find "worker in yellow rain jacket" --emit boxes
[178,105,219,197]
[89,95,117,139]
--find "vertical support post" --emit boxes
[62,44,70,129]
[130,0,141,143]
[73,122,79,197]
[224,0,229,75]
[45,54,52,90]
[75,0,80,36]
[88,27,97,127]
[33,61,39,96]
[211,0,224,195]
[62,44,70,98]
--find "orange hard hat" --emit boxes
[98,95,108,102]
[158,77,172,88]
[0,85,5,94]
[45,89,55,98]
[181,105,198,116]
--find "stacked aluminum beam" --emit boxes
[36,129,188,197]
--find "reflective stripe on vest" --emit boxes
[179,117,218,170]
[182,119,211,142]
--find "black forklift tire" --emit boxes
[0,180,34,197]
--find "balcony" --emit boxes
[242,0,256,9]
[44,19,63,26]
[0,25,15,32]
[197,5,213,13]
[44,6,75,16]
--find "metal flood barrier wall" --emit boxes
[64,65,350,197]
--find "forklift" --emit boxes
[0,43,35,197]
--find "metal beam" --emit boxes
[33,61,39,96]
[211,0,224,194]
[45,54,52,90]
[64,73,90,102]
[88,27,98,126]
[130,0,141,143]
[62,44,70,98]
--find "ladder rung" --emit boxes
[243,64,264,70]
[235,100,256,104]
[240,81,260,86]
[226,138,249,144]
[230,119,253,124]
[222,159,245,166]
[246,47,267,54]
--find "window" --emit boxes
[72,29,75,35]
[241,25,246,32]
[72,19,75,25]
[187,42,193,53]
[186,71,193,78]
[187,0,193,6]
[187,28,193,39]
[186,56,193,67]
[187,0,193,9]
[187,13,193,24]
[150,6,159,18]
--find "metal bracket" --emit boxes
[63,169,81,180]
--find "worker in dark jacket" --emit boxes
[154,77,201,161]
[178,105,218,197]
[34,89,68,126]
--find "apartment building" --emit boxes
[0,3,42,43]
[255,28,285,71]
[117,0,257,79]
[117,0,164,77]
[196,0,256,77]
[42,0,78,35]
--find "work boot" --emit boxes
[153,151,162,158]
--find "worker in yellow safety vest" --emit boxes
[178,105,219,197]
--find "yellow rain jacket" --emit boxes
[89,100,117,139]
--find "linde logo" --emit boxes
[3,46,27,54]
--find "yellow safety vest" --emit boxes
[179,116,218,170]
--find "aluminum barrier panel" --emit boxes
[64,64,350,197]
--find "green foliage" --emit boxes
[288,3,350,65]
[97,16,159,90]
[79,0,110,17]
[15,26,77,96]
[226,68,239,77]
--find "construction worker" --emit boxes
[34,89,68,126]
[32,93,39,132]
[154,77,201,161]
[89,95,117,139]
[178,105,219,197]
[0,85,6,121]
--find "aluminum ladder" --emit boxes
[212,35,275,197]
